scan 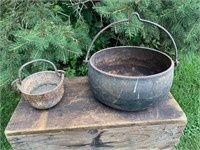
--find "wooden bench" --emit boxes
[5,77,187,150]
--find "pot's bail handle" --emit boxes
[12,59,65,86]
[85,12,179,67]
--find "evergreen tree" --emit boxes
[0,0,199,87]
[0,1,91,87]
[94,0,200,54]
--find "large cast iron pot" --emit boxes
[84,12,179,111]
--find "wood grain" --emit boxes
[5,77,187,150]
[7,124,185,150]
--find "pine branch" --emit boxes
[65,35,79,43]
[185,19,200,41]
[58,44,81,55]
[11,41,28,52]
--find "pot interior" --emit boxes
[90,46,172,77]
[20,71,62,95]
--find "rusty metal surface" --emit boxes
[17,71,65,109]
[13,59,65,109]
[93,46,172,76]
[88,46,174,111]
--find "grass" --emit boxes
[0,51,199,150]
[0,89,20,150]
[171,51,200,150]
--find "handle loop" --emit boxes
[85,12,179,66]
[17,59,60,84]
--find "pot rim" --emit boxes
[89,46,174,79]
[16,71,64,96]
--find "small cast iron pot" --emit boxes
[12,59,65,109]
[84,12,179,111]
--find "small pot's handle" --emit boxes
[12,59,64,86]
[85,12,179,67]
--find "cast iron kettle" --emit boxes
[84,12,179,111]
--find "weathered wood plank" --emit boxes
[5,77,187,150]
[7,123,185,150]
